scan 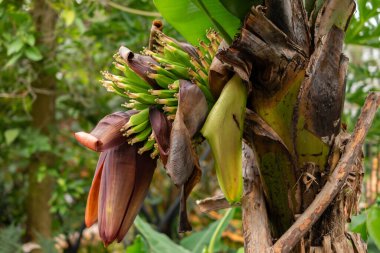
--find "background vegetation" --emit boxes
[0,0,379,252]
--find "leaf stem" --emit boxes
[106,1,161,17]
[207,208,234,253]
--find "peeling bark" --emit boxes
[242,142,272,253]
[272,92,379,253]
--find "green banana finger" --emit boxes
[147,73,175,89]
[164,44,191,63]
[126,92,156,104]
[149,89,176,98]
[122,101,149,111]
[194,82,215,104]
[149,64,177,80]
[126,120,149,137]
[155,98,178,106]
[114,82,149,94]
[113,55,151,89]
[163,105,177,114]
[164,64,190,79]
[129,126,152,145]
[138,139,155,155]
[101,80,131,99]
[123,108,149,130]
[168,80,180,91]
[144,49,183,65]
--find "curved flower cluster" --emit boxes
[75,20,222,245]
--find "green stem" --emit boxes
[107,1,161,17]
[207,208,233,253]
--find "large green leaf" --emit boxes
[126,235,148,253]
[25,46,43,61]
[345,0,380,48]
[220,0,263,20]
[180,208,235,253]
[367,206,380,249]
[6,39,23,56]
[4,128,20,145]
[153,0,240,45]
[350,212,368,241]
[134,216,190,253]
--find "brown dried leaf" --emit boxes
[149,20,164,51]
[217,7,307,92]
[165,80,207,232]
[119,46,160,88]
[208,40,233,99]
[149,107,171,165]
[177,80,208,136]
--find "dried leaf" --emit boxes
[166,114,196,186]
[119,46,160,88]
[208,40,233,99]
[149,107,171,165]
[165,80,207,232]
[177,80,208,136]
[149,20,164,51]
[166,80,207,185]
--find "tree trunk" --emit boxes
[26,0,58,250]
[213,0,379,252]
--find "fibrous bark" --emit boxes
[212,0,375,252]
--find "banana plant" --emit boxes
[74,0,375,252]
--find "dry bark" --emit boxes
[272,92,379,253]
[242,143,272,253]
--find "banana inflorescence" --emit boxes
[101,27,248,205]
[101,29,221,159]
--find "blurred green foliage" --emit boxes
[0,0,159,247]
[0,0,380,252]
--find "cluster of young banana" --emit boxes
[100,29,222,158]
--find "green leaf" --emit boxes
[24,34,35,46]
[4,129,20,145]
[25,46,43,61]
[61,9,75,27]
[7,39,23,56]
[4,52,22,68]
[0,225,22,253]
[220,0,262,20]
[350,212,368,241]
[207,208,235,253]
[181,208,235,253]
[345,0,380,48]
[126,235,148,253]
[153,0,240,45]
[236,248,244,253]
[367,206,380,249]
[134,216,190,253]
